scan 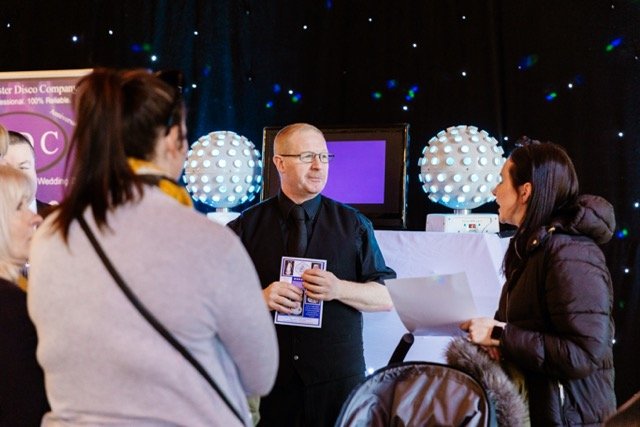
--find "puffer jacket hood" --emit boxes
[553,194,616,244]
[524,194,616,254]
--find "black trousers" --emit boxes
[257,370,364,427]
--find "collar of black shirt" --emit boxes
[277,190,322,222]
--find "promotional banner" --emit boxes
[0,69,91,203]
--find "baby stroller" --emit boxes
[335,331,528,427]
[334,360,496,427]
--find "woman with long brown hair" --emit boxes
[461,139,616,425]
[28,68,278,426]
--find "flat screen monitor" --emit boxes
[261,124,409,229]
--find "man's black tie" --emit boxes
[288,205,307,257]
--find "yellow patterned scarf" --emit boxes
[20,160,192,292]
[127,158,193,208]
[17,274,29,292]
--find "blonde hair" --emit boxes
[0,165,35,281]
[0,123,8,159]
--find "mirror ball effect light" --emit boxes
[183,130,263,209]
[418,125,505,211]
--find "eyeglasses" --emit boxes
[154,69,184,135]
[278,152,334,163]
[155,69,184,95]
[514,135,541,148]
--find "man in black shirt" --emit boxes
[228,123,396,427]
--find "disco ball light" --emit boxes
[183,130,263,209]
[418,125,505,212]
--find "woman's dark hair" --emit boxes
[54,68,184,241]
[503,137,579,279]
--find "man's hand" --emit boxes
[263,281,303,313]
[301,268,342,302]
[301,267,393,312]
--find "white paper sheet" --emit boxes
[385,272,478,336]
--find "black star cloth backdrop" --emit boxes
[2,0,638,404]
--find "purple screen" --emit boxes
[322,140,386,204]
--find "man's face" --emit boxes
[275,129,329,203]
[5,143,38,196]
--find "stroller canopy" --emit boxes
[335,361,496,427]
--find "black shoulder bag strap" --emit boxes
[77,215,245,424]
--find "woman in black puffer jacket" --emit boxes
[461,139,616,426]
